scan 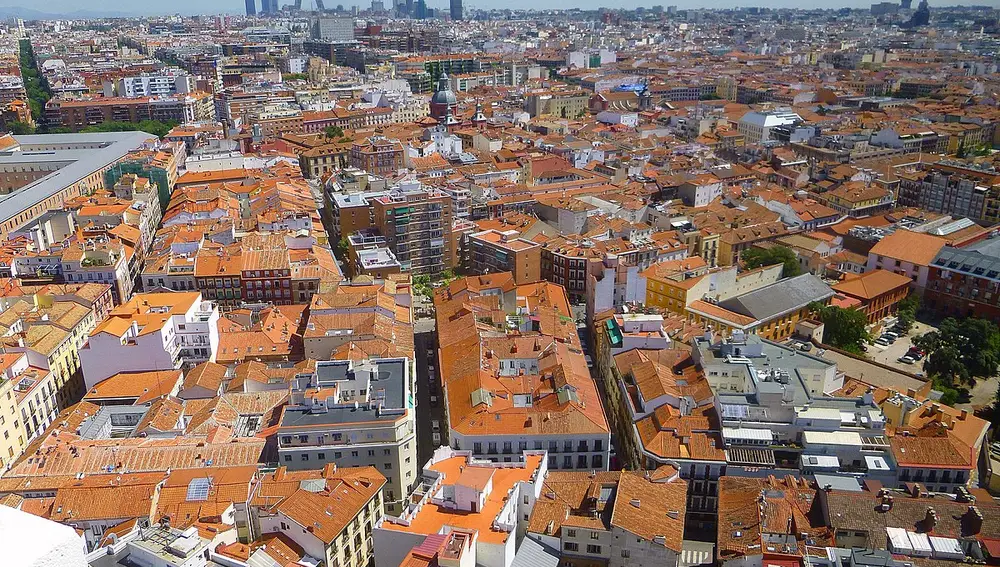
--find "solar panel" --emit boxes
[186,477,211,501]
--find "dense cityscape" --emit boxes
[0,1,998,566]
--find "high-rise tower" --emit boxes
[245,0,257,15]
[450,0,462,20]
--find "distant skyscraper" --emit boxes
[260,0,279,13]
[246,0,257,15]
[910,0,930,25]
[415,0,426,19]
[450,0,462,20]
[900,0,912,8]
[405,0,413,16]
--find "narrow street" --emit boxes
[413,310,443,466]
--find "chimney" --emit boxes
[880,493,893,512]
[924,507,938,532]
[960,409,969,421]
[966,506,984,535]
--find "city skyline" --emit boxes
[0,0,998,16]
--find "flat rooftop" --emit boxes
[0,132,158,228]
[383,452,543,545]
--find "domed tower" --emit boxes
[429,73,458,122]
[472,101,487,127]
[638,78,653,111]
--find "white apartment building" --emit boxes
[277,358,416,515]
[104,71,194,98]
[374,447,548,567]
[737,109,802,143]
[80,292,220,388]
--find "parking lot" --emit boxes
[866,320,936,374]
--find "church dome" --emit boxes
[431,73,457,106]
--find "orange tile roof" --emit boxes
[867,229,947,267]
[831,269,912,300]
[84,370,182,404]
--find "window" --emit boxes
[318,453,326,460]
[298,434,308,443]
[384,449,391,455]
[621,550,630,559]
[284,455,291,461]
[567,529,577,538]
[564,542,579,552]
[281,436,291,444]
[301,454,309,461]
[586,545,601,554]
[384,462,392,470]
[335,452,342,458]
[352,451,359,457]
[368,450,375,457]
[590,531,599,540]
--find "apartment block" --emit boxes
[435,274,611,471]
[80,291,220,388]
[372,182,457,276]
[278,357,416,515]
[374,446,547,567]
[465,228,541,285]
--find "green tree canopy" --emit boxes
[913,317,1000,386]
[79,120,178,139]
[324,125,345,140]
[811,303,869,354]
[895,293,920,333]
[742,246,802,277]
[334,237,349,260]
[7,121,35,135]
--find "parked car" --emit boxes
[432,432,442,445]
[875,337,890,346]
[431,420,440,432]
[430,395,438,407]
[898,355,915,364]
[883,331,899,340]
[585,355,594,368]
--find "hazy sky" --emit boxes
[2,0,999,15]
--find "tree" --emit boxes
[895,293,920,333]
[812,303,870,354]
[79,119,178,138]
[324,125,345,140]
[7,121,35,135]
[742,246,802,277]
[334,237,349,260]
[913,317,1000,387]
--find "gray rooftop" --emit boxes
[0,131,157,227]
[813,473,863,492]
[510,536,561,567]
[281,358,408,428]
[697,334,870,412]
[719,273,834,322]
[933,246,1000,280]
